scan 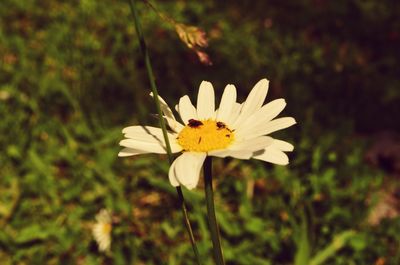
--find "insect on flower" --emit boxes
[216,121,226,129]
[188,119,204,128]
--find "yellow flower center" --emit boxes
[177,119,235,152]
[102,223,112,234]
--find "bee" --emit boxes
[216,121,226,130]
[188,119,203,128]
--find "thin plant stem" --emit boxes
[204,157,225,265]
[143,0,176,25]
[127,0,201,264]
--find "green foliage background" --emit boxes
[1,0,399,264]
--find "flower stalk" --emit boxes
[204,157,225,265]
[127,0,201,264]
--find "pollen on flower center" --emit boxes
[177,119,235,152]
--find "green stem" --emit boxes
[128,0,171,155]
[127,1,201,264]
[204,157,225,265]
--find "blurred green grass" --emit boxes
[1,0,400,264]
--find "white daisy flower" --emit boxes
[119,79,296,190]
[92,209,112,252]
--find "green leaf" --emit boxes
[14,224,51,244]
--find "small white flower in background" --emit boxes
[92,209,112,252]
[119,78,296,190]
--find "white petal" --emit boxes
[229,136,274,152]
[168,152,206,189]
[95,209,112,222]
[120,126,182,154]
[225,102,242,125]
[149,92,184,132]
[165,116,184,132]
[232,79,269,129]
[120,139,181,154]
[196,81,215,120]
[253,147,289,165]
[178,95,197,124]
[216,84,237,122]
[168,160,180,187]
[123,126,178,145]
[235,98,286,137]
[209,149,253,159]
[123,131,177,143]
[118,147,146,157]
[244,117,296,139]
[271,139,294,152]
